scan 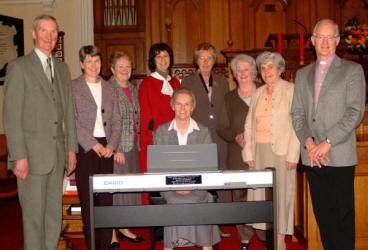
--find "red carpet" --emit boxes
[0,180,305,250]
[0,196,24,250]
[70,226,305,249]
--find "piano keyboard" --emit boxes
[91,170,273,193]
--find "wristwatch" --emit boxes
[326,138,331,144]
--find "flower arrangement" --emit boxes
[341,17,368,53]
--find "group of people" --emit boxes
[3,13,365,250]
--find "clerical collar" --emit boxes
[318,55,335,65]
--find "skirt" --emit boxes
[160,191,221,248]
[113,143,141,206]
[247,143,296,235]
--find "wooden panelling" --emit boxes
[228,0,246,49]
[170,0,201,64]
[340,0,368,27]
[61,195,83,239]
[105,38,145,74]
[94,0,368,76]
[94,0,147,76]
[253,0,286,48]
[94,36,146,77]
[162,0,230,64]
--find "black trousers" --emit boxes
[305,165,355,250]
[75,138,113,250]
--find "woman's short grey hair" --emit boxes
[170,88,196,110]
[79,45,102,63]
[110,50,131,68]
[313,19,340,38]
[256,51,285,73]
[194,42,217,65]
[230,54,257,81]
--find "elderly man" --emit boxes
[3,14,77,250]
[291,19,366,250]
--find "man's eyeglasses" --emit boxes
[313,35,339,41]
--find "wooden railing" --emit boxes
[129,64,229,86]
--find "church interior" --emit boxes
[0,0,368,249]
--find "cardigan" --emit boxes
[242,79,300,163]
[72,75,122,152]
[110,77,140,152]
[217,88,251,170]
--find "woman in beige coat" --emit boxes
[242,51,300,250]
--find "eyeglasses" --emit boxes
[313,35,339,41]
[199,56,213,61]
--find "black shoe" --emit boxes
[117,231,145,243]
[240,242,250,249]
[109,242,120,249]
[154,226,164,242]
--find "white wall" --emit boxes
[0,0,83,133]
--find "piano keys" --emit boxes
[92,170,273,192]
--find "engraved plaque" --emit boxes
[166,175,202,185]
[0,15,24,85]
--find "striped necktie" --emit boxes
[45,57,53,84]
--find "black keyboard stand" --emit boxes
[89,169,277,250]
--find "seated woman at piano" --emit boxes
[154,88,221,250]
[242,51,300,250]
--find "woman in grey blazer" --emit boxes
[154,88,221,250]
[108,51,145,247]
[72,45,122,250]
[181,42,231,237]
[181,43,229,173]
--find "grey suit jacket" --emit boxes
[109,77,140,152]
[72,75,122,152]
[3,50,78,174]
[291,56,366,166]
[153,120,212,145]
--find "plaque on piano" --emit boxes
[166,175,202,185]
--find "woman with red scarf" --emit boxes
[138,43,180,203]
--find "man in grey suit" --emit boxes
[291,19,366,250]
[3,14,78,250]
